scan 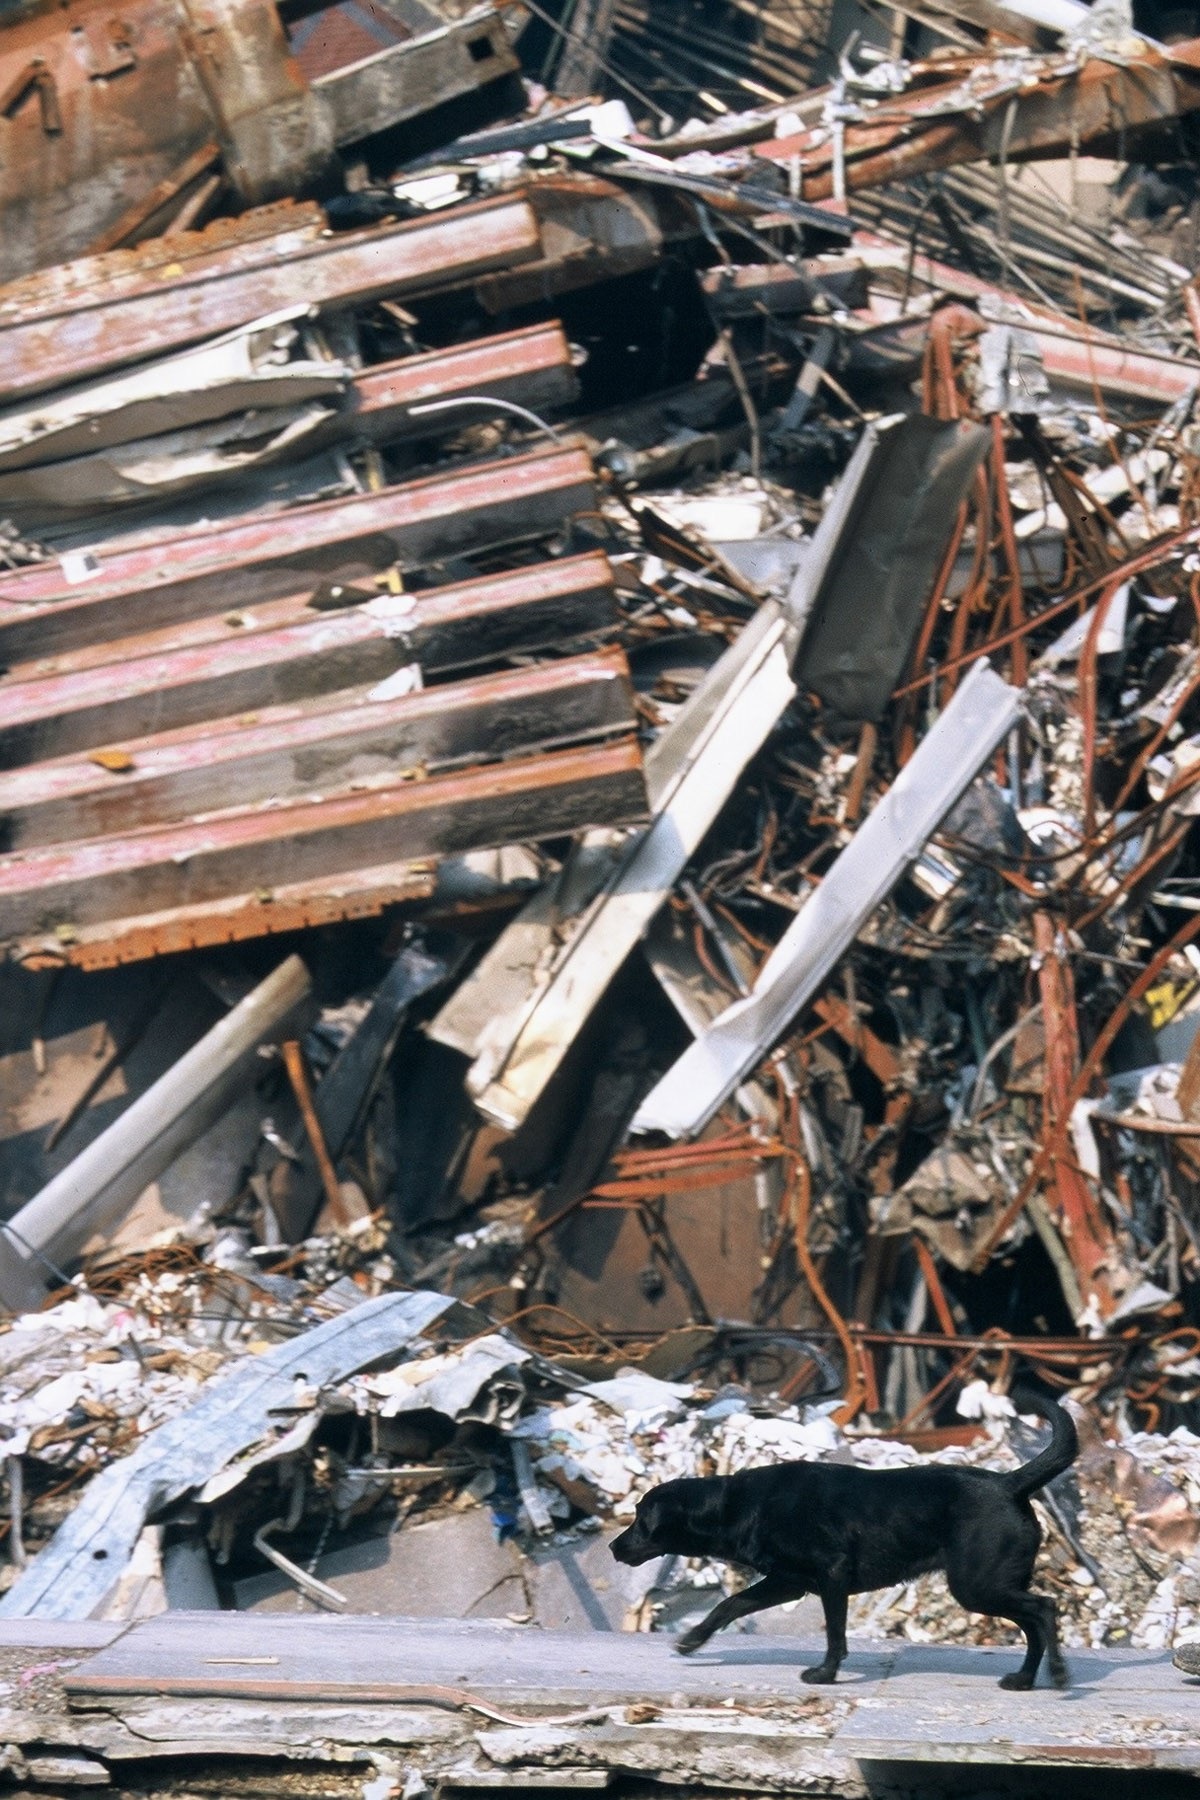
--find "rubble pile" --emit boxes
[6,1271,1200,1663]
[3,0,1200,1667]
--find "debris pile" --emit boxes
[6,1275,1200,1667]
[4,0,1200,1669]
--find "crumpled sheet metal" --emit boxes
[871,1142,1010,1272]
[0,1288,454,1620]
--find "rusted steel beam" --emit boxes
[1,648,636,845]
[0,202,325,322]
[15,861,437,970]
[0,738,647,945]
[0,195,542,400]
[328,324,577,448]
[0,446,597,665]
[700,258,868,319]
[9,548,616,684]
[0,614,629,769]
[855,237,1200,407]
[1032,909,1116,1316]
[756,39,1200,200]
[474,176,689,312]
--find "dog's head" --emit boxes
[610,1477,717,1565]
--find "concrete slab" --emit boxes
[60,1614,1200,1777]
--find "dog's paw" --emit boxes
[998,1671,1034,1691]
[674,1631,705,1657]
[1049,1661,1070,1690]
[800,1665,839,1685]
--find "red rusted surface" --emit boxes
[0,0,522,282]
[0,193,542,400]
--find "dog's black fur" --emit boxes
[610,1390,1077,1689]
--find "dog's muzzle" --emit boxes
[610,1524,655,1565]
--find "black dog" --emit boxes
[611,1390,1077,1689]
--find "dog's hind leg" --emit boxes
[801,1585,849,1685]
[948,1576,1066,1690]
[675,1575,807,1655]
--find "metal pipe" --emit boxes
[0,954,312,1313]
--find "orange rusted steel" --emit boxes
[1032,909,1117,1315]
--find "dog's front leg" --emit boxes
[675,1575,807,1655]
[801,1586,849,1684]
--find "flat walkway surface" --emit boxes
[56,1613,1200,1776]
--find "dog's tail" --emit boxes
[1002,1390,1078,1499]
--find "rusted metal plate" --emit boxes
[0,195,542,399]
[0,0,520,283]
[1,648,637,845]
[0,445,597,663]
[312,4,519,146]
[0,738,647,947]
[0,0,332,282]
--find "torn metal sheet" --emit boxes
[429,601,798,1131]
[0,1288,453,1618]
[0,307,347,473]
[0,954,312,1312]
[0,403,337,513]
[0,195,542,401]
[789,412,991,722]
[0,323,579,517]
[632,661,1023,1139]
